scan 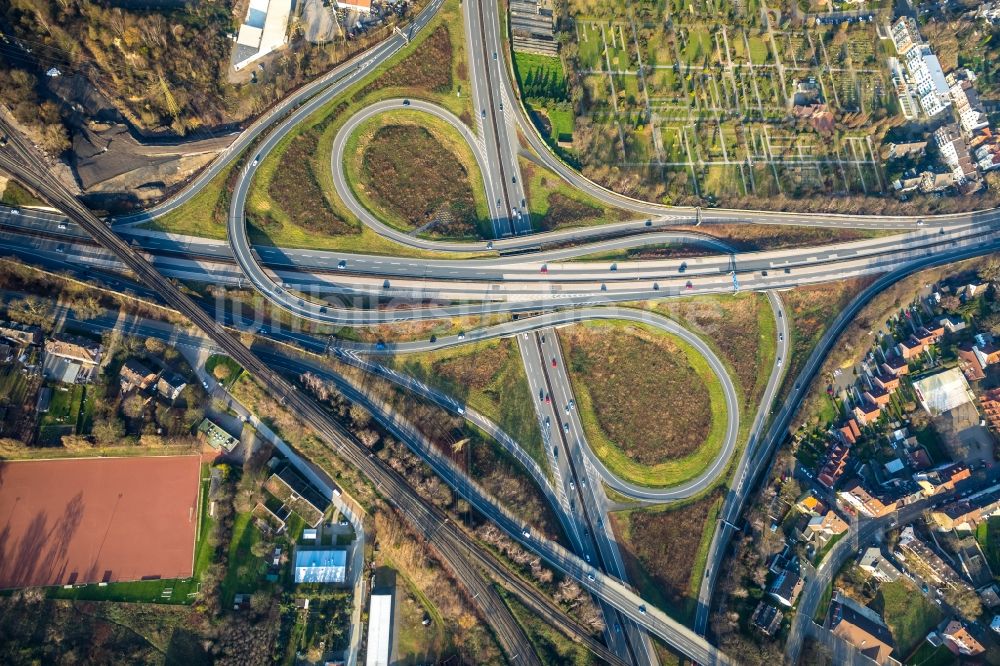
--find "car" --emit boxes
[402,99,410,106]
[458,331,466,340]
[482,109,486,118]
[499,101,503,111]
[493,51,497,60]
[238,414,247,422]
[545,416,550,426]
[917,219,925,226]
[784,267,791,274]
[610,263,618,272]
[570,481,575,489]
[522,529,531,538]
[545,393,550,404]
[429,334,437,343]
[58,222,66,229]
[585,554,591,563]
[587,573,596,582]
[563,422,569,433]
[541,334,546,343]
[569,399,575,410]
[375,341,386,350]
[581,478,585,488]
[777,357,783,366]
[486,241,493,250]
[614,623,621,634]
[552,445,557,457]
[457,405,465,415]
[778,333,784,342]
[934,598,942,605]
[337,260,347,269]
[56,246,64,253]
[761,270,768,277]
[511,176,516,183]
[10,208,20,215]
[252,155,260,166]
[921,583,929,593]
[678,262,687,273]
[552,358,557,367]
[645,219,652,227]
[686,280,693,289]
[638,605,647,615]
[540,264,548,274]
[565,404,570,414]
[597,517,603,527]
[777,310,783,318]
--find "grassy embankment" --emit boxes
[609,490,724,625]
[559,319,728,488]
[389,338,545,472]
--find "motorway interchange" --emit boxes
[3,0,1000,663]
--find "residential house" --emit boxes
[885,140,927,161]
[982,388,1000,429]
[937,315,967,333]
[0,321,41,346]
[948,72,989,134]
[897,336,928,360]
[917,325,944,345]
[914,463,972,497]
[880,354,910,377]
[929,483,1000,532]
[853,399,882,426]
[838,418,863,445]
[828,594,895,665]
[806,511,849,542]
[934,124,978,184]
[864,383,891,407]
[336,0,372,13]
[891,17,921,55]
[941,620,986,656]
[157,372,187,401]
[859,547,902,583]
[909,47,952,117]
[838,480,898,518]
[119,359,157,393]
[751,601,783,637]
[818,440,851,488]
[198,418,240,453]
[872,373,900,393]
[768,563,803,607]
[43,335,104,384]
[796,491,825,516]
[896,526,970,590]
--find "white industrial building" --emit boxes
[293,548,347,584]
[913,367,975,416]
[233,0,293,71]
[366,592,394,666]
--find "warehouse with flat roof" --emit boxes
[293,548,347,584]
[366,592,394,666]
[233,0,292,71]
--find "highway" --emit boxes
[693,291,788,634]
[1,116,736,666]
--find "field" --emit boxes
[977,516,1000,574]
[520,158,628,231]
[559,321,727,486]
[0,455,201,589]
[348,113,489,238]
[610,490,723,624]
[502,589,598,665]
[391,338,545,470]
[549,0,895,207]
[873,580,943,657]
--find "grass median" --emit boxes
[559,320,729,488]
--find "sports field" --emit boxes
[0,455,201,589]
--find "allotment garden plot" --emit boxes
[563,0,894,200]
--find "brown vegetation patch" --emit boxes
[537,192,603,231]
[360,124,479,236]
[562,324,710,464]
[434,343,509,391]
[657,295,764,409]
[675,223,885,252]
[353,25,454,100]
[611,490,723,619]
[267,111,356,237]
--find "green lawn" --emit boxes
[220,511,264,608]
[905,641,958,666]
[547,108,575,143]
[205,354,243,388]
[514,52,568,101]
[875,580,943,656]
[38,384,85,444]
[977,517,1000,574]
[501,588,598,665]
